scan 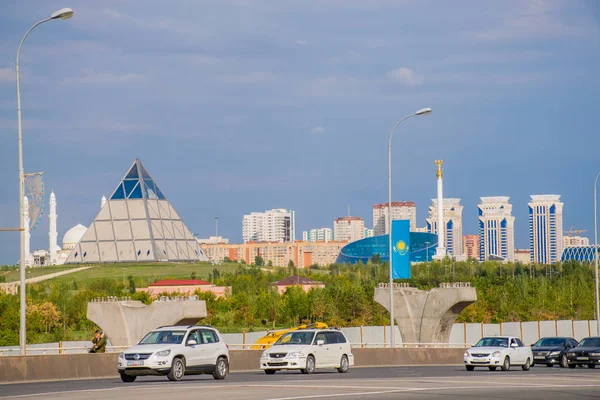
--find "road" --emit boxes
[1,366,600,399]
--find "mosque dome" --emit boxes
[62,224,87,250]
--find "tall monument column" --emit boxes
[434,160,446,259]
[49,191,58,265]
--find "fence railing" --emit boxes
[0,345,129,356]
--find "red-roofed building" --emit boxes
[138,279,231,298]
[272,276,325,294]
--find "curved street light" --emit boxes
[16,7,74,356]
[594,172,600,335]
[388,107,431,348]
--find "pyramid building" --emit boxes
[66,159,208,263]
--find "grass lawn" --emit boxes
[46,262,243,287]
[2,266,79,282]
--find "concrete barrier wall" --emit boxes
[0,348,464,384]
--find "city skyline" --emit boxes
[1,1,599,264]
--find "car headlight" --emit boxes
[155,350,171,357]
[491,351,501,357]
[119,352,125,360]
[287,351,304,358]
[261,352,269,359]
[549,351,560,356]
[590,353,600,357]
[463,351,469,357]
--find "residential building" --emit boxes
[426,198,464,257]
[364,228,374,238]
[528,195,564,264]
[198,241,347,268]
[302,228,333,242]
[333,216,365,243]
[477,196,516,262]
[271,276,325,294]
[514,249,530,264]
[563,235,589,247]
[137,279,231,298]
[242,208,295,243]
[373,202,417,235]
[195,236,229,245]
[463,235,480,260]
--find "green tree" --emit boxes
[255,256,265,266]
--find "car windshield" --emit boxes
[474,337,509,348]
[273,331,315,346]
[579,338,600,347]
[139,330,186,345]
[533,338,565,347]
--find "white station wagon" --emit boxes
[464,336,533,371]
[260,329,354,374]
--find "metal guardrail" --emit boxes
[0,342,468,355]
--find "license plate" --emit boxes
[577,357,589,360]
[127,360,144,366]
[535,357,545,360]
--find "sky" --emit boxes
[0,0,599,264]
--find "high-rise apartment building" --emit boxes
[426,198,464,257]
[373,202,416,235]
[463,235,480,260]
[242,208,295,243]
[302,228,333,242]
[333,216,365,243]
[563,235,589,247]
[528,195,564,264]
[364,228,374,238]
[477,196,516,262]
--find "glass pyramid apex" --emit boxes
[110,159,165,200]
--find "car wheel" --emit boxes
[546,363,553,367]
[337,355,349,373]
[213,356,228,380]
[466,365,475,371]
[488,366,497,371]
[560,354,568,368]
[588,364,596,369]
[501,356,511,371]
[301,355,315,374]
[264,369,276,375]
[120,372,136,383]
[522,358,531,371]
[568,363,576,369]
[167,357,185,381]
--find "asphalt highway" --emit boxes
[2,366,600,400]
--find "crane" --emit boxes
[564,227,587,237]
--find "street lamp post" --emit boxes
[16,7,74,356]
[594,172,600,335]
[388,107,431,348]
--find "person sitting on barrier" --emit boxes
[90,329,106,353]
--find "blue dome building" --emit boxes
[335,232,438,265]
[561,245,600,263]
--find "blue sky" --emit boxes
[1,0,599,264]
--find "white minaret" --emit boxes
[49,191,58,265]
[101,195,107,209]
[434,160,447,259]
[23,195,32,266]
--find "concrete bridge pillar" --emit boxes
[375,282,477,344]
[87,296,207,347]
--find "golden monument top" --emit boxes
[435,159,443,178]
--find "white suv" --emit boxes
[118,325,230,382]
[260,329,354,374]
[464,336,533,371]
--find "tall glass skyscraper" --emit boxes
[528,195,564,264]
[477,197,515,262]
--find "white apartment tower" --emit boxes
[426,198,464,257]
[302,228,333,242]
[528,195,564,264]
[333,216,364,243]
[243,208,295,243]
[477,196,515,262]
[373,202,416,235]
[563,236,589,247]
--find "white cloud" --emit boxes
[63,72,146,85]
[216,71,277,84]
[0,67,14,83]
[387,68,424,86]
[310,126,326,134]
[296,40,308,45]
